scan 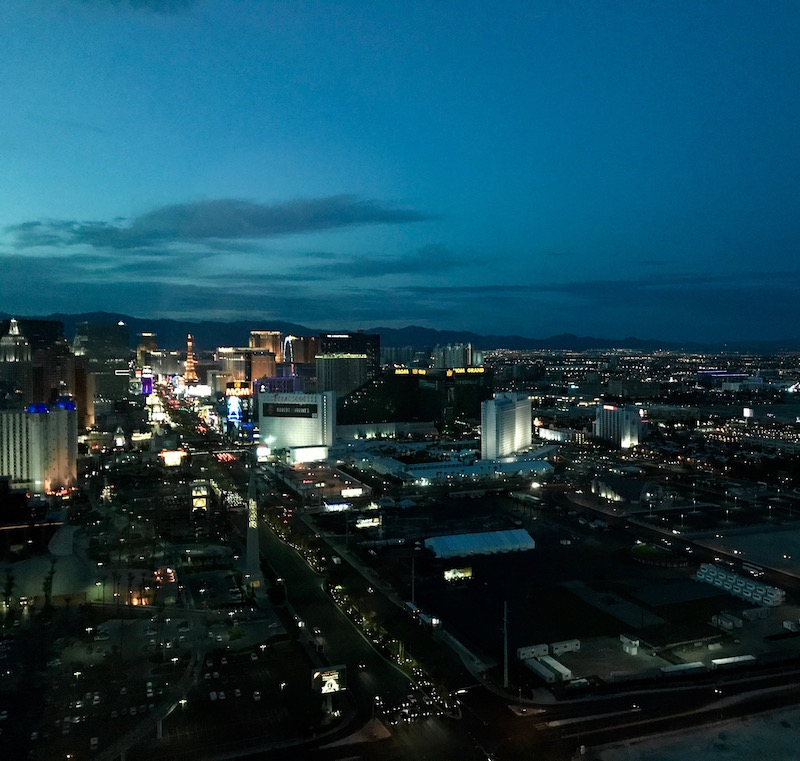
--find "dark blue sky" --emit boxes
[3,0,800,341]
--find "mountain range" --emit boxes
[1,311,798,353]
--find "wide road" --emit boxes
[256,519,413,711]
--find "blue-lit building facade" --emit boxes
[0,400,78,494]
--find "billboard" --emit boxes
[356,516,381,529]
[160,450,186,467]
[312,665,347,694]
[142,371,153,396]
[444,567,473,582]
[263,402,318,418]
[226,396,242,423]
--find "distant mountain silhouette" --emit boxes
[1,310,798,353]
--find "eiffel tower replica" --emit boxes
[184,333,198,383]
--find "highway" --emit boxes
[181,419,800,760]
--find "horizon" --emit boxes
[2,2,800,341]
[6,308,800,352]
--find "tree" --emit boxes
[42,557,57,609]
[3,568,14,611]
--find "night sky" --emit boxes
[3,0,800,341]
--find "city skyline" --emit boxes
[3,1,800,342]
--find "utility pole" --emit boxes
[411,551,416,605]
[503,601,509,689]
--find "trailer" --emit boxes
[550,639,580,656]
[660,662,706,677]
[524,658,556,684]
[711,655,756,670]
[540,655,572,681]
[517,644,548,660]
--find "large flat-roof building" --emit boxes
[481,392,532,460]
[258,391,335,450]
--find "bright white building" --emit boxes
[481,393,532,460]
[592,404,648,449]
[0,402,78,494]
[258,391,335,450]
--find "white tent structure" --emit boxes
[424,528,534,559]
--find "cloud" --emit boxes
[5,197,434,250]
[76,0,195,13]
[341,244,472,279]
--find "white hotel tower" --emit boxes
[481,393,532,460]
[592,403,648,449]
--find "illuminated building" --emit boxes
[281,335,318,368]
[216,347,246,381]
[592,403,648,449]
[256,375,304,394]
[32,341,75,404]
[0,318,33,402]
[481,392,532,460]
[73,320,130,399]
[136,332,158,368]
[249,330,282,362]
[290,335,318,364]
[315,353,368,399]
[381,346,416,367]
[248,349,277,381]
[432,343,473,369]
[73,357,94,428]
[184,333,198,383]
[148,350,183,377]
[258,391,335,450]
[217,347,277,385]
[319,332,379,380]
[0,400,78,494]
[1,318,75,404]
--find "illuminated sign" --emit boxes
[160,450,186,467]
[324,502,351,512]
[355,516,381,529]
[186,385,212,397]
[192,497,208,510]
[444,567,473,582]
[263,402,317,418]
[312,666,346,694]
[226,382,252,397]
[226,396,242,422]
[603,404,618,411]
[395,368,410,375]
[256,445,270,462]
[290,446,328,464]
[191,482,209,497]
[341,487,364,498]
